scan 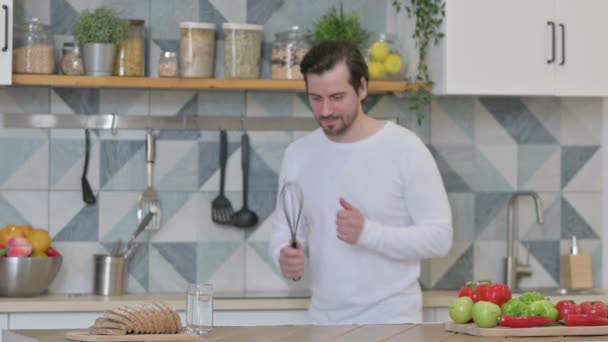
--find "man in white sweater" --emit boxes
[269,40,453,324]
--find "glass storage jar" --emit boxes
[13,19,55,74]
[365,33,406,80]
[271,26,310,80]
[61,42,84,75]
[158,51,178,77]
[180,22,215,78]
[114,19,145,76]
[222,23,263,79]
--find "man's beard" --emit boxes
[318,111,357,137]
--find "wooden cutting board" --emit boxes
[445,322,608,337]
[66,331,199,341]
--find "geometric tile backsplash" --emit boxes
[3,0,602,295]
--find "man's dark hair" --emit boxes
[300,40,369,93]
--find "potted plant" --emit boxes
[310,2,369,50]
[72,7,129,76]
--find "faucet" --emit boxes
[504,191,544,290]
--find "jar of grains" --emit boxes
[158,51,178,77]
[222,23,263,79]
[271,26,310,80]
[179,22,215,78]
[61,42,84,75]
[114,19,146,76]
[13,19,55,74]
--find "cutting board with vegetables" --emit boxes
[66,331,199,341]
[445,322,608,337]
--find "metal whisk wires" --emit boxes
[280,181,304,282]
[280,182,304,248]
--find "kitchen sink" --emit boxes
[512,287,608,296]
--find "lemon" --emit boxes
[26,228,51,253]
[31,250,48,258]
[368,61,385,79]
[370,40,390,62]
[384,54,403,75]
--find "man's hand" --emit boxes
[279,242,305,279]
[336,197,364,244]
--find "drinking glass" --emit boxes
[186,283,213,335]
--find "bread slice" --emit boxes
[146,303,166,333]
[88,327,127,335]
[119,305,152,333]
[132,303,153,333]
[160,302,183,332]
[115,306,146,333]
[153,301,176,333]
[93,317,130,331]
[141,303,160,333]
[103,310,138,334]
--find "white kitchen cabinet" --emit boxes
[0,314,8,342]
[0,0,11,85]
[554,0,608,96]
[423,0,608,96]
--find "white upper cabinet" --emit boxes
[422,0,606,96]
[0,0,11,85]
[554,0,608,96]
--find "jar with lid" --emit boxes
[180,22,215,78]
[365,33,406,80]
[61,42,84,75]
[12,19,55,74]
[114,19,145,76]
[223,23,263,79]
[158,51,178,77]
[271,26,310,80]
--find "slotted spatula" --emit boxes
[211,130,234,224]
[138,130,161,230]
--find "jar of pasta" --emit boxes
[222,23,263,79]
[271,26,310,80]
[114,19,145,76]
[180,22,215,78]
[13,19,55,74]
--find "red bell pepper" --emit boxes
[580,301,608,317]
[458,281,478,302]
[499,315,555,328]
[564,314,608,326]
[556,300,582,321]
[475,280,512,307]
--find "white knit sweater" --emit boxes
[269,121,453,324]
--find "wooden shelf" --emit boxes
[11,74,423,92]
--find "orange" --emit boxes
[0,224,25,246]
[18,225,32,236]
[26,229,51,253]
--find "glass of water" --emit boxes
[186,283,213,335]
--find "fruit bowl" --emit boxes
[0,256,62,297]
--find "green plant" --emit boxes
[392,0,445,125]
[72,7,129,45]
[310,2,370,49]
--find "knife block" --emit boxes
[560,254,593,289]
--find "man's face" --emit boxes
[306,62,366,137]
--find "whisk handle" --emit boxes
[290,240,301,282]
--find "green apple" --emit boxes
[449,297,474,324]
[472,301,501,328]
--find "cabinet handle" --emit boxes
[559,23,565,65]
[547,21,555,64]
[2,5,7,53]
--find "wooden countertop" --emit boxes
[5,324,608,342]
[1,290,607,313]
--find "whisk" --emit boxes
[280,181,304,282]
